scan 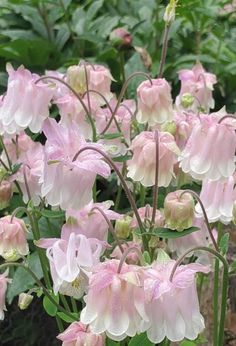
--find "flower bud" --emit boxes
[18,293,33,310]
[181,93,195,108]
[163,0,177,24]
[115,215,132,239]
[66,65,87,94]
[0,180,12,210]
[164,190,194,231]
[109,27,132,48]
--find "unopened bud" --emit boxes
[164,190,194,231]
[115,215,132,239]
[18,293,33,310]
[66,65,87,94]
[161,120,177,135]
[109,27,132,48]
[181,93,194,108]
[163,0,177,24]
[0,180,12,210]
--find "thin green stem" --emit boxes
[151,130,159,225]
[60,294,71,312]
[70,297,78,313]
[56,315,64,332]
[158,24,170,78]
[140,185,146,207]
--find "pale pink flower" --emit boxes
[130,205,164,229]
[63,201,121,241]
[142,260,210,343]
[127,131,180,187]
[176,62,217,112]
[173,110,199,149]
[196,175,236,224]
[0,270,11,320]
[87,64,114,104]
[110,241,142,265]
[179,114,236,181]
[81,259,148,341]
[137,78,173,126]
[57,322,105,346]
[41,118,110,210]
[0,180,12,210]
[0,64,53,135]
[37,232,105,298]
[0,215,29,261]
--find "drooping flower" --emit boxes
[62,201,121,242]
[136,78,173,126]
[164,190,195,231]
[130,205,165,230]
[176,62,217,113]
[196,175,236,224]
[0,215,29,261]
[57,321,105,346]
[142,260,210,343]
[179,114,236,181]
[41,118,110,210]
[81,259,148,341]
[0,64,53,135]
[37,232,105,298]
[110,241,142,265]
[127,131,180,187]
[0,270,11,320]
[173,110,199,149]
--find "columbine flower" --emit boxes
[0,215,29,261]
[176,62,217,113]
[179,114,236,181]
[57,322,105,346]
[130,206,165,229]
[62,201,121,242]
[41,118,110,210]
[164,190,195,231]
[111,242,142,265]
[0,270,11,320]
[196,175,236,224]
[142,260,210,343]
[37,233,105,298]
[81,259,148,341]
[136,78,173,126]
[0,64,53,135]
[127,131,180,187]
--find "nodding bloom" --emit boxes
[173,110,199,149]
[81,259,148,341]
[37,233,106,298]
[196,175,236,224]
[130,206,165,230]
[0,215,29,261]
[0,64,53,135]
[176,62,217,113]
[179,114,236,181]
[127,131,180,187]
[62,201,121,242]
[110,241,142,265]
[0,270,11,320]
[41,118,110,210]
[142,260,210,343]
[136,78,173,126]
[57,322,105,346]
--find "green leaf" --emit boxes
[180,340,197,346]
[106,339,119,346]
[100,133,123,140]
[87,0,104,20]
[57,312,78,323]
[219,233,229,255]
[113,155,132,162]
[229,260,236,274]
[7,252,43,303]
[128,333,154,346]
[40,209,65,219]
[134,227,200,239]
[43,293,59,317]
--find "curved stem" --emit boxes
[218,114,236,124]
[0,136,11,169]
[151,131,159,225]
[91,206,124,253]
[180,190,219,251]
[169,246,228,346]
[73,146,148,250]
[158,24,170,78]
[11,206,32,223]
[101,72,152,134]
[117,246,144,273]
[35,76,97,141]
[0,262,77,321]
[23,165,32,201]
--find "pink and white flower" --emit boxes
[0,270,11,320]
[57,321,105,346]
[127,131,180,187]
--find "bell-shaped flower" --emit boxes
[136,78,173,126]
[142,260,210,343]
[0,64,53,135]
[41,118,110,210]
[57,321,105,346]
[179,114,236,181]
[176,62,217,113]
[0,215,29,261]
[196,175,236,224]
[127,131,180,187]
[0,270,11,320]
[81,259,148,341]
